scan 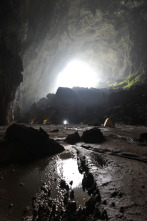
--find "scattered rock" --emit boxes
[65,132,81,144]
[41,183,49,193]
[77,155,87,173]
[82,172,95,189]
[81,128,105,143]
[69,180,73,186]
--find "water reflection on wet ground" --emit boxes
[56,150,89,205]
[0,123,147,221]
[0,138,89,221]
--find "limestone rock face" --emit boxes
[0,0,147,124]
[18,0,147,112]
[0,1,25,124]
[22,84,147,126]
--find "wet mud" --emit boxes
[0,124,147,220]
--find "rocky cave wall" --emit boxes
[22,85,147,125]
[0,0,26,125]
[18,0,147,112]
[0,0,147,124]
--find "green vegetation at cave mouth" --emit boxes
[109,72,145,89]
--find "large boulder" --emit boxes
[0,123,64,163]
[81,128,105,143]
[65,132,81,144]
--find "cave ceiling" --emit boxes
[1,0,147,113]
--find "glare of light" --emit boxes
[56,60,99,88]
[63,120,68,125]
[57,159,83,188]
[43,119,48,124]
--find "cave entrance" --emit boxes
[55,59,100,89]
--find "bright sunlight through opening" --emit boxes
[63,120,68,125]
[56,60,99,89]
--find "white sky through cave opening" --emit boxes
[56,60,99,89]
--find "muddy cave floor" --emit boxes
[0,124,147,221]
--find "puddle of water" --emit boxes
[0,148,89,220]
[0,151,89,221]
[44,150,90,207]
[0,125,91,221]
[57,158,82,188]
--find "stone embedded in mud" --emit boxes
[81,128,105,143]
[85,195,96,214]
[70,190,75,200]
[0,123,64,163]
[82,172,95,190]
[88,182,97,195]
[65,132,81,144]
[63,195,68,205]
[41,183,49,193]
[69,180,73,186]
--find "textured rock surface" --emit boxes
[18,0,147,112]
[81,127,105,143]
[0,1,25,124]
[0,0,147,124]
[21,85,147,126]
[0,123,64,163]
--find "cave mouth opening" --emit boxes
[55,59,100,90]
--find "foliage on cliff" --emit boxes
[110,72,142,89]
